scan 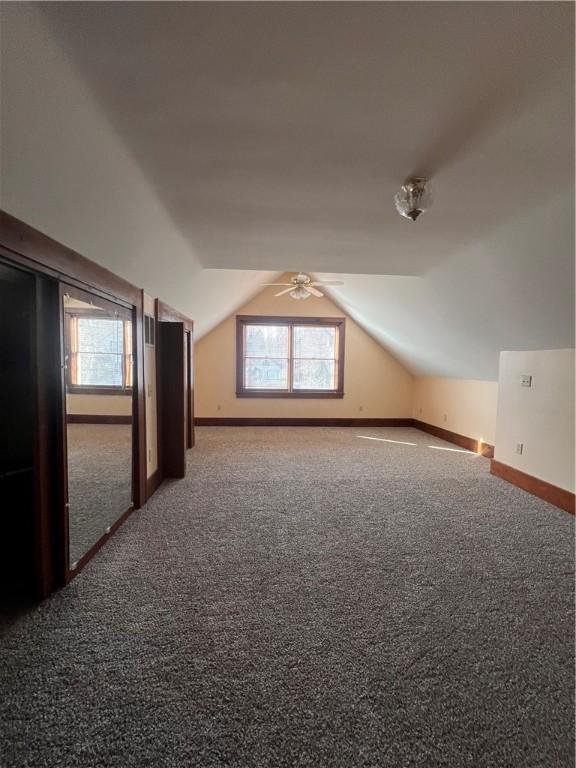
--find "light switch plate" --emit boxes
[519,374,532,387]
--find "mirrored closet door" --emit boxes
[61,286,135,570]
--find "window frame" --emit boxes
[236,315,345,398]
[65,310,133,396]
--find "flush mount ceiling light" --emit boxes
[394,177,432,222]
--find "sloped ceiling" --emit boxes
[7,3,576,378]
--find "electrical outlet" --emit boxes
[359,405,364,412]
[217,404,222,411]
[519,374,532,387]
[515,442,524,455]
[419,407,422,415]
[443,414,447,422]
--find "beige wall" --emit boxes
[143,293,159,478]
[495,349,575,492]
[412,378,498,446]
[66,394,132,417]
[195,280,414,418]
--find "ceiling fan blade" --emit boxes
[310,280,344,286]
[305,285,324,297]
[262,283,292,286]
[275,287,295,297]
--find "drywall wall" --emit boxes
[66,394,131,417]
[23,2,574,380]
[0,4,277,338]
[195,279,414,418]
[494,349,575,492]
[413,378,498,446]
[143,293,158,478]
[0,4,201,307]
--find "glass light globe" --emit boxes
[394,177,432,221]
[290,286,311,300]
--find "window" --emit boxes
[236,316,345,398]
[67,314,133,393]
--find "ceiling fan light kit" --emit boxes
[394,177,432,222]
[261,273,344,300]
[289,285,311,300]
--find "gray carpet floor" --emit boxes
[67,424,133,565]
[1,427,574,767]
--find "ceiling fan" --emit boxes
[262,272,344,300]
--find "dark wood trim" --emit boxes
[235,390,344,399]
[133,299,147,509]
[195,417,414,427]
[154,300,164,491]
[237,315,347,326]
[66,503,136,579]
[185,329,195,448]
[194,418,496,459]
[33,274,65,599]
[235,315,345,398]
[58,283,71,586]
[0,210,140,306]
[146,468,162,499]
[412,420,494,458]
[156,299,193,331]
[66,414,132,425]
[159,321,187,478]
[490,460,575,515]
[67,386,132,396]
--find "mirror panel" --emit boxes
[62,289,134,568]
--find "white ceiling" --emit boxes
[19,3,576,377]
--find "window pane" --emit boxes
[78,318,123,354]
[77,353,123,386]
[293,359,336,390]
[293,326,336,359]
[245,325,289,358]
[245,358,289,389]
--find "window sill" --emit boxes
[67,386,133,396]
[236,390,344,399]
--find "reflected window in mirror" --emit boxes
[66,313,133,395]
[62,291,135,569]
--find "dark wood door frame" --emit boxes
[155,300,194,483]
[156,300,194,462]
[159,321,186,478]
[185,329,194,449]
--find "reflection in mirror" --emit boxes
[63,291,134,568]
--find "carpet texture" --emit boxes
[1,427,574,767]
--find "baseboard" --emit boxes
[194,417,414,427]
[146,468,163,500]
[412,420,494,458]
[194,418,495,457]
[490,460,575,515]
[67,414,132,425]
